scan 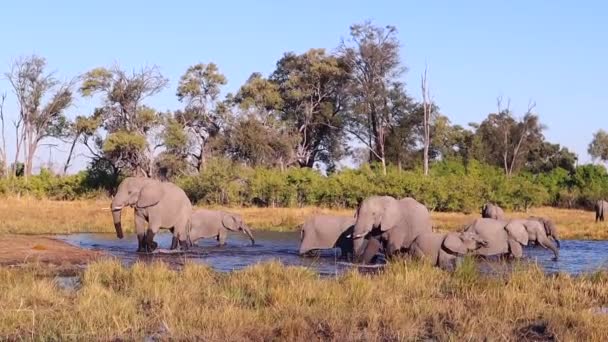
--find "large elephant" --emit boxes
[189,209,255,246]
[110,177,192,252]
[409,231,488,270]
[481,202,505,220]
[351,196,432,262]
[595,200,608,222]
[299,214,355,258]
[509,218,559,260]
[463,218,529,259]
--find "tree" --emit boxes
[339,21,405,175]
[5,55,74,177]
[475,98,544,176]
[176,63,227,171]
[154,114,191,180]
[80,65,168,176]
[269,49,350,168]
[0,93,7,177]
[526,142,577,173]
[227,73,297,169]
[421,65,432,175]
[588,129,608,164]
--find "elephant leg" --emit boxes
[135,211,147,253]
[170,236,179,250]
[360,238,382,264]
[145,214,161,253]
[217,230,227,246]
[508,239,524,259]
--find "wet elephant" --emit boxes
[463,218,529,259]
[111,177,192,252]
[510,218,559,260]
[351,196,432,263]
[189,209,255,246]
[409,231,488,270]
[299,214,355,259]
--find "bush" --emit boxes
[3,158,608,212]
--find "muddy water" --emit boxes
[56,232,608,276]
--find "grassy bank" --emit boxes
[1,197,607,239]
[0,259,607,340]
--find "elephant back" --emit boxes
[397,197,433,249]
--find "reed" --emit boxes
[0,259,607,340]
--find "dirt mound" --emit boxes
[0,235,105,267]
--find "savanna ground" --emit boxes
[1,197,608,340]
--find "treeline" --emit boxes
[1,21,608,212]
[3,159,608,212]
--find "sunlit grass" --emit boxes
[1,196,607,239]
[0,259,607,340]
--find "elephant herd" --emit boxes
[300,198,561,269]
[109,176,562,270]
[110,177,254,253]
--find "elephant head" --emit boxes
[529,216,560,248]
[222,213,255,245]
[110,177,160,239]
[504,220,529,246]
[352,196,399,258]
[443,232,488,255]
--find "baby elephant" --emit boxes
[299,214,355,258]
[189,209,255,246]
[409,232,488,270]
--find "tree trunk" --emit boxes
[63,134,80,174]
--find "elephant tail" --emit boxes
[186,217,193,247]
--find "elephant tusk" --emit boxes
[111,206,123,211]
[351,233,365,239]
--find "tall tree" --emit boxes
[475,98,544,176]
[5,55,74,177]
[588,129,608,165]
[421,65,432,175]
[80,65,168,176]
[339,21,405,175]
[0,93,7,177]
[176,63,227,171]
[269,49,350,168]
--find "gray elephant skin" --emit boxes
[111,177,192,252]
[481,202,505,220]
[595,200,608,222]
[352,196,432,262]
[409,231,488,270]
[189,209,255,246]
[463,218,529,259]
[299,214,355,258]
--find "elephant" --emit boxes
[481,202,505,220]
[595,200,608,222]
[409,231,488,270]
[526,216,561,248]
[110,177,192,252]
[509,218,559,260]
[299,214,355,258]
[463,218,529,259]
[189,209,255,246]
[351,196,433,263]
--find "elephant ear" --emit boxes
[379,198,401,232]
[136,183,164,208]
[504,221,529,245]
[443,234,468,255]
[222,214,239,231]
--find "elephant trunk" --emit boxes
[553,238,560,248]
[242,225,255,245]
[112,208,124,239]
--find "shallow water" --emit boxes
[56,232,608,276]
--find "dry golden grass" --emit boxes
[1,196,608,239]
[1,259,607,340]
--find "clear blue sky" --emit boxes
[0,0,606,172]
